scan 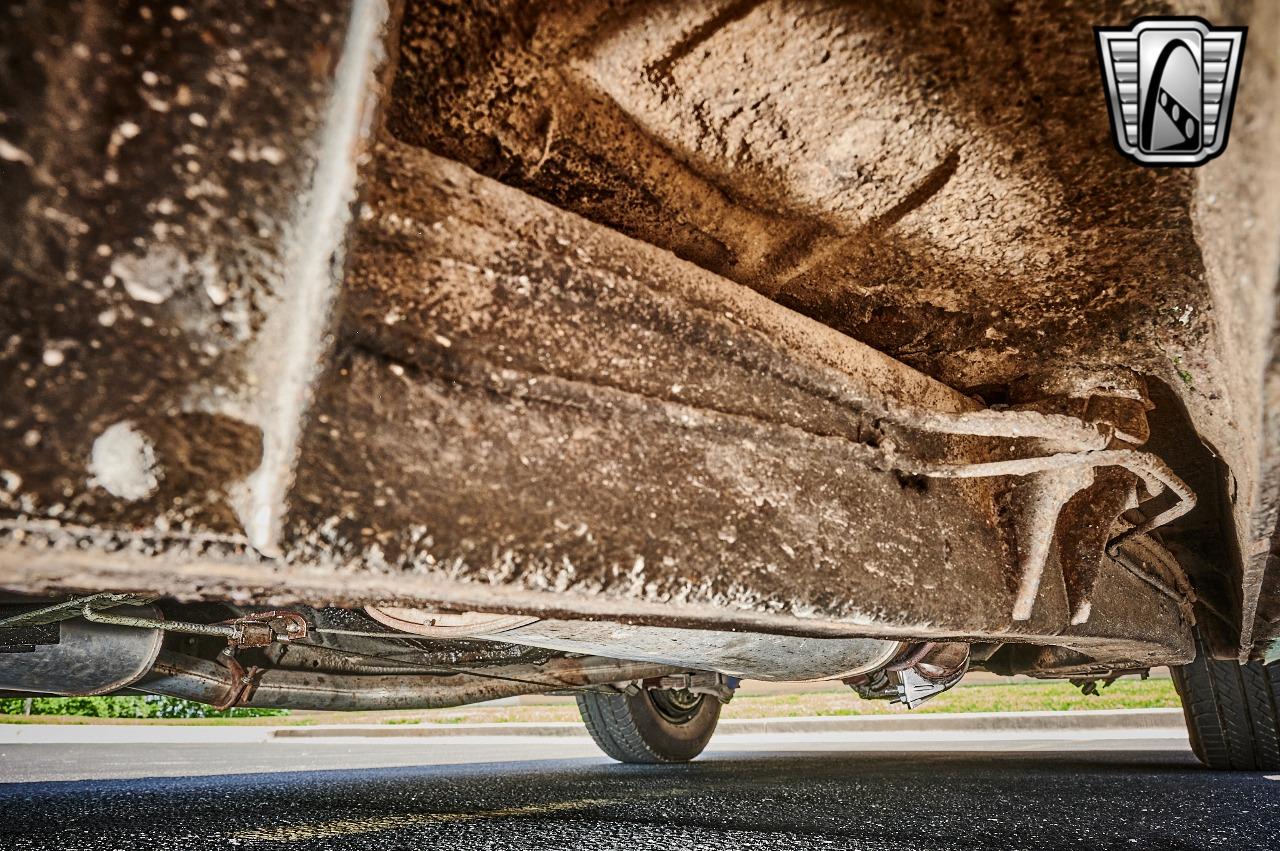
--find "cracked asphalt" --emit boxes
[1,736,1278,849]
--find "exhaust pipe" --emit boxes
[137,649,682,711]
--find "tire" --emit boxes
[576,687,721,764]
[1171,635,1280,770]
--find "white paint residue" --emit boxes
[0,138,34,166]
[204,277,228,306]
[110,244,188,304]
[89,421,160,501]
[238,0,390,554]
[256,146,286,165]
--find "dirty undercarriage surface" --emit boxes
[3,0,1280,676]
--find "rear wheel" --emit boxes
[1172,636,1280,770]
[576,686,721,763]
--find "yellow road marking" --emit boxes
[233,798,618,842]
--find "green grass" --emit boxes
[0,678,1181,726]
[0,695,287,721]
[0,714,297,726]
[722,678,1179,719]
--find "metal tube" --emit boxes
[269,642,459,675]
[0,593,147,629]
[81,604,242,639]
[136,650,683,711]
[906,448,1196,549]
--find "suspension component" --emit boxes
[643,672,739,704]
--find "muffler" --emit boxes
[0,603,164,696]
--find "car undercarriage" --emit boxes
[3,0,1280,767]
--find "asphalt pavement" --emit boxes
[1,729,1278,850]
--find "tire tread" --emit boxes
[575,692,666,764]
[1173,635,1280,770]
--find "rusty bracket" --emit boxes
[210,649,265,711]
[216,611,310,649]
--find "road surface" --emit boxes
[1,729,1277,849]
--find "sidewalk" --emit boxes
[273,708,1186,739]
[0,708,1188,745]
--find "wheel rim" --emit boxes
[647,688,704,724]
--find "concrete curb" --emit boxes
[272,708,1186,739]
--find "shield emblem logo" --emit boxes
[1095,17,1246,166]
